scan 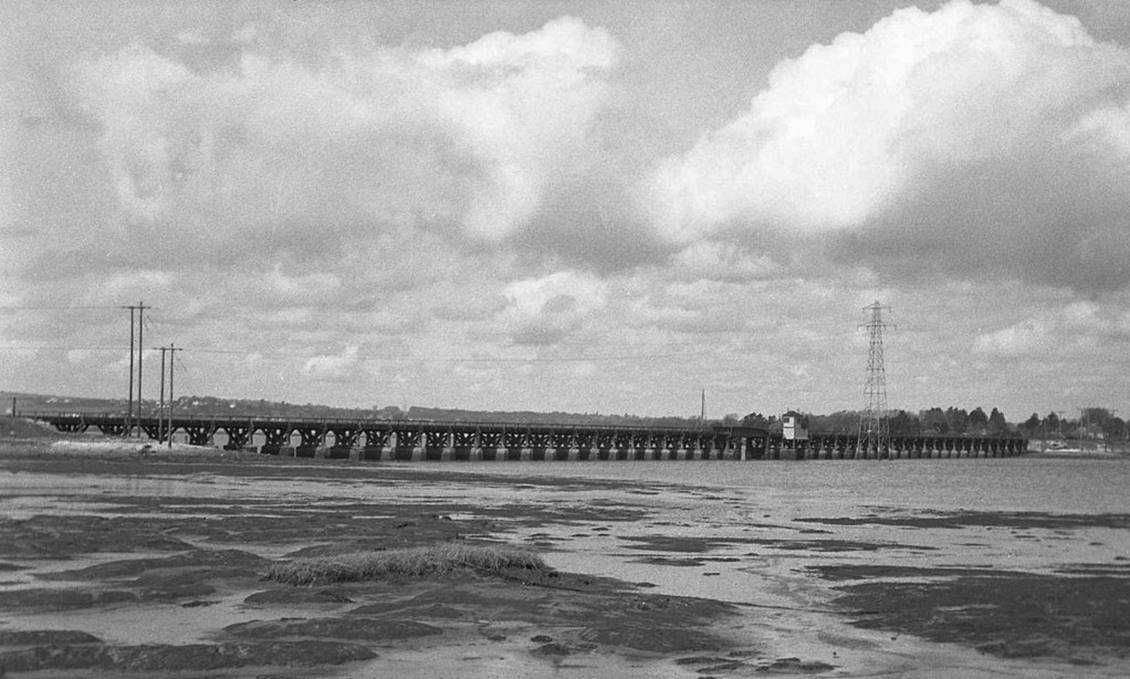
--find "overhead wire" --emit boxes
[8,343,704,363]
[0,305,124,311]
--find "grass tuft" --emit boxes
[264,542,550,586]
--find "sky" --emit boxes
[2,0,1129,421]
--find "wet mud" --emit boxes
[795,510,1130,531]
[812,565,1130,666]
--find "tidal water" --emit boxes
[437,454,1130,514]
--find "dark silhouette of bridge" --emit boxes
[29,412,1029,461]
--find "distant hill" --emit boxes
[2,391,708,428]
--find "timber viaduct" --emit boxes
[28,412,1029,461]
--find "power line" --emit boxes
[0,305,123,311]
[0,346,127,352]
[185,348,697,363]
[1,342,713,363]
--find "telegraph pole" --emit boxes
[124,305,135,435]
[165,343,182,448]
[155,346,167,444]
[856,302,893,459]
[137,301,146,437]
[121,301,150,437]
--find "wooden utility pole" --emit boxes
[166,343,181,448]
[153,343,182,446]
[121,301,150,437]
[155,346,167,444]
[125,305,134,435]
[137,301,146,437]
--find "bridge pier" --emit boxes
[184,425,213,447]
[99,422,127,436]
[360,446,384,461]
[259,425,291,456]
[477,431,502,461]
[451,429,476,461]
[391,428,421,461]
[323,427,359,459]
[834,439,848,459]
[422,430,448,461]
[222,425,253,451]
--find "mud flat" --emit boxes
[0,439,781,677]
[1,426,1129,677]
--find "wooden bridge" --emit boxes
[27,412,1029,461]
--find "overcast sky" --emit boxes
[3,0,1129,421]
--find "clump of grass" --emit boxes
[265,542,550,586]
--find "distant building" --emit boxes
[783,414,808,441]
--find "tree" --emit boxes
[742,412,771,428]
[945,407,969,434]
[987,408,1008,435]
[1021,413,1041,435]
[920,407,949,434]
[1044,411,1061,436]
[889,409,918,435]
[968,407,988,432]
[1103,417,1127,446]
[1081,407,1114,428]
[811,410,859,433]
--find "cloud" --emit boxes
[501,270,608,345]
[256,266,342,305]
[302,345,361,381]
[56,16,619,268]
[646,0,1130,290]
[670,241,781,282]
[972,301,1130,357]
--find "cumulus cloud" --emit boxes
[61,16,618,266]
[646,0,1130,290]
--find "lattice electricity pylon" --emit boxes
[856,301,893,459]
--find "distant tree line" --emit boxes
[738,406,1127,442]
